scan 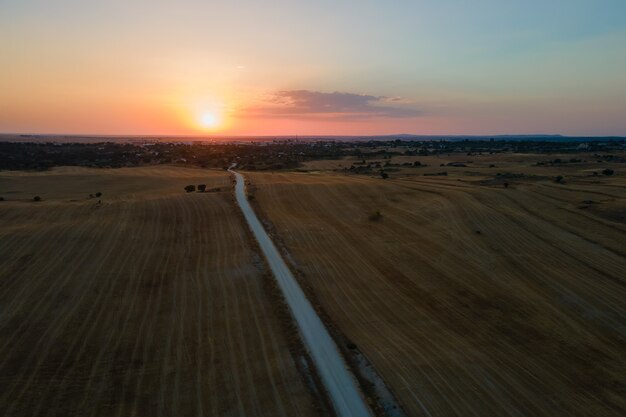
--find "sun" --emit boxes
[200,112,219,129]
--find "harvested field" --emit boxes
[0,166,317,417]
[248,156,626,417]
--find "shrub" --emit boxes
[0,197,4,201]
[380,171,389,179]
[369,210,382,221]
[503,182,509,188]
[33,196,41,202]
[602,168,614,176]
[184,185,196,193]
[555,175,565,184]
[95,192,102,197]
[197,184,207,192]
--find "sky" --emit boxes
[1,0,625,136]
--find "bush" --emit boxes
[602,168,614,176]
[197,184,207,192]
[503,182,509,188]
[369,210,382,221]
[184,185,196,193]
[33,196,41,202]
[0,197,4,201]
[554,175,565,184]
[380,171,389,179]
[95,192,102,197]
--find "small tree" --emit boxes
[95,192,102,197]
[33,196,41,202]
[503,182,509,188]
[184,185,196,193]
[0,197,4,201]
[197,184,207,192]
[555,175,565,184]
[380,171,389,179]
[602,168,614,176]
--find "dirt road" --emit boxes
[231,170,373,417]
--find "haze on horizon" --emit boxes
[1,0,625,137]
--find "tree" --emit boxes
[555,175,565,184]
[184,185,196,193]
[602,168,614,176]
[197,184,207,192]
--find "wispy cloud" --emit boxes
[241,90,421,120]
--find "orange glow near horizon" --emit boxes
[2,2,626,136]
[168,95,233,134]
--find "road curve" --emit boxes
[230,169,373,417]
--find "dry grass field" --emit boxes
[249,153,626,417]
[0,166,318,417]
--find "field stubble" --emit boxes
[0,166,318,417]
[249,153,626,417]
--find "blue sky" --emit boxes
[1,0,625,135]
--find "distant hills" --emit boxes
[0,133,624,143]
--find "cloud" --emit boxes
[241,90,421,120]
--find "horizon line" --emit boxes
[3,132,626,139]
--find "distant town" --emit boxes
[1,136,624,171]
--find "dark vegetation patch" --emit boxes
[2,138,624,172]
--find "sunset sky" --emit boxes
[1,0,625,136]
